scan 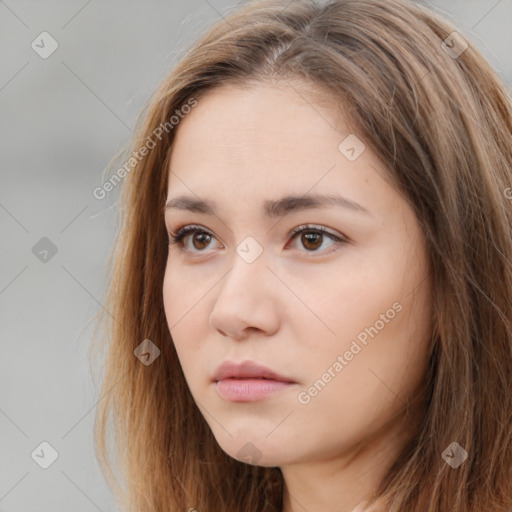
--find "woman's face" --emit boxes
[163,81,433,468]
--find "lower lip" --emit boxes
[215,378,294,402]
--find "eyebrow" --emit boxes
[165,193,373,218]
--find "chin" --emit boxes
[211,431,299,467]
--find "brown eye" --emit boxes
[288,225,346,254]
[168,224,347,257]
[168,225,218,253]
[191,232,212,250]
[300,232,323,251]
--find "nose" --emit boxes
[209,249,280,340]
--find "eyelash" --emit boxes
[167,223,348,256]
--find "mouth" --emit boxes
[213,360,297,402]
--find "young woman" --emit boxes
[90,0,512,510]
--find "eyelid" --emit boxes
[168,224,218,245]
[288,223,348,242]
[167,223,348,255]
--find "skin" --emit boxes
[163,81,433,512]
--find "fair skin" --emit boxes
[163,81,433,512]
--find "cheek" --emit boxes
[162,264,204,364]
[291,288,431,453]
[163,260,204,332]
[296,264,399,357]
[296,249,432,408]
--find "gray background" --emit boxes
[0,1,510,511]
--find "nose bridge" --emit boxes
[219,237,269,301]
[209,239,279,337]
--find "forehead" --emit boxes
[166,82,395,219]
[171,83,353,173]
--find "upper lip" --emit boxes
[213,360,296,383]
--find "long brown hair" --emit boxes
[90,0,512,510]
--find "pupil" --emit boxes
[193,233,210,250]
[302,233,321,250]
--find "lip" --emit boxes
[213,360,296,402]
[213,360,295,382]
